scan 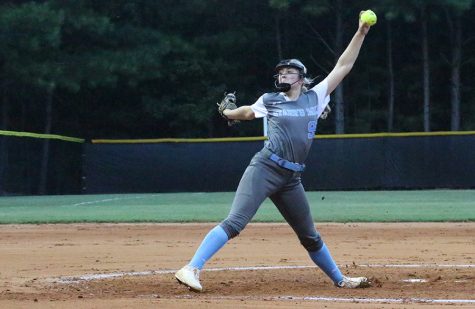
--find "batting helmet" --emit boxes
[275,59,307,76]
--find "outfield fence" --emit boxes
[0,130,84,195]
[84,131,475,193]
[1,130,474,195]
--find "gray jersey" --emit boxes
[251,79,330,163]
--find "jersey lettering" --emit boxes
[282,109,306,117]
[306,106,318,116]
[307,120,317,139]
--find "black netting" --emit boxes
[83,135,475,193]
[0,136,83,195]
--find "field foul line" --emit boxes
[176,295,475,305]
[66,194,163,207]
[279,295,475,304]
[51,263,475,284]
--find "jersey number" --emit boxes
[307,120,317,139]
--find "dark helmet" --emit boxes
[275,59,307,76]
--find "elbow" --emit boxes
[336,62,353,75]
[241,106,255,120]
[244,109,255,120]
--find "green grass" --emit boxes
[0,190,474,224]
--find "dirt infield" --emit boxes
[0,223,474,308]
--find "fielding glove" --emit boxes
[217,92,240,126]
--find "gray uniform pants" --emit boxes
[220,152,323,252]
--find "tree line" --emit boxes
[1,0,475,140]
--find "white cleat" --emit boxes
[337,276,371,288]
[175,265,203,292]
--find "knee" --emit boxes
[219,219,243,239]
[299,235,324,252]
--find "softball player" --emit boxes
[176,13,372,292]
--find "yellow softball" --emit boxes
[360,10,377,26]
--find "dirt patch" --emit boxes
[0,223,474,308]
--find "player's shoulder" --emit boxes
[263,92,282,99]
[309,77,328,94]
[262,92,285,105]
[302,88,317,95]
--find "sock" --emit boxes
[308,243,343,284]
[189,225,229,270]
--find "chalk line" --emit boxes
[65,194,163,207]
[172,295,475,305]
[401,278,428,283]
[275,295,475,304]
